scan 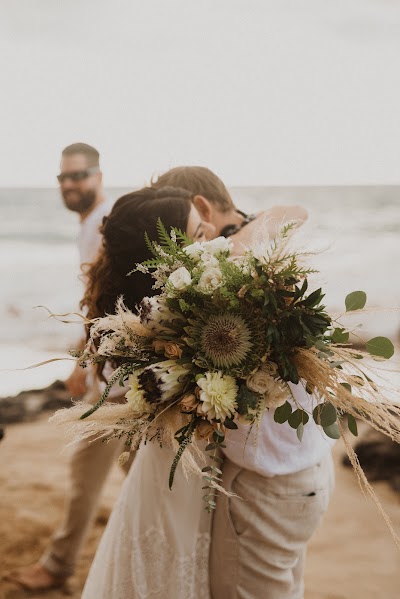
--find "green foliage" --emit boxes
[347,414,358,436]
[140,220,192,272]
[323,421,341,439]
[340,382,352,393]
[274,401,292,423]
[203,430,226,512]
[236,384,260,416]
[80,362,138,420]
[366,337,394,359]
[345,291,367,311]
[313,402,337,427]
[331,328,350,344]
[288,409,309,429]
[169,417,197,489]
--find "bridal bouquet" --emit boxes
[60,221,400,512]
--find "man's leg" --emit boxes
[40,435,131,578]
[210,453,334,599]
[8,434,134,590]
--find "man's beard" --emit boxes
[62,189,97,214]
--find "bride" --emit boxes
[80,185,215,599]
[77,177,331,599]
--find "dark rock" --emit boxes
[0,380,75,424]
[342,426,400,493]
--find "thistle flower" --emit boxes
[125,371,153,414]
[197,371,238,421]
[200,313,253,369]
[139,360,189,404]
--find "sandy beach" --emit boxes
[1,186,399,598]
[0,415,399,599]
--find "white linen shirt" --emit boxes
[78,198,114,266]
[222,382,336,477]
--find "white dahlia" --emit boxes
[197,371,238,421]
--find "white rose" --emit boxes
[246,367,275,395]
[202,237,233,255]
[198,265,223,290]
[168,266,192,290]
[246,364,288,409]
[183,241,204,262]
[200,252,219,267]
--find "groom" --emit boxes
[153,166,335,599]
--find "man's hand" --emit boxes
[230,205,308,255]
[65,363,87,397]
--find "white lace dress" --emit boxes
[82,442,212,599]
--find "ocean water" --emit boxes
[1,186,399,394]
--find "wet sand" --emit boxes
[0,416,399,599]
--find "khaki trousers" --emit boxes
[210,452,334,599]
[40,435,134,577]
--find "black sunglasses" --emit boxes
[57,166,99,184]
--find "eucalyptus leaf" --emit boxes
[210,466,223,475]
[296,422,304,442]
[331,328,350,344]
[340,383,352,393]
[347,414,358,437]
[313,402,337,427]
[288,409,309,429]
[288,409,303,429]
[274,401,292,424]
[366,336,394,359]
[323,421,341,439]
[345,291,367,311]
[328,361,344,369]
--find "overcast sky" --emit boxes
[1,0,399,187]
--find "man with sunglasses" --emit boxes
[9,143,123,591]
[58,143,113,397]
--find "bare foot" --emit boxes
[5,562,67,591]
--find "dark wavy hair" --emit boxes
[81,186,192,320]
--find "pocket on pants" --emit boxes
[228,460,333,546]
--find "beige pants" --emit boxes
[210,452,334,599]
[40,435,134,577]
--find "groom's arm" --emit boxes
[230,205,308,254]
